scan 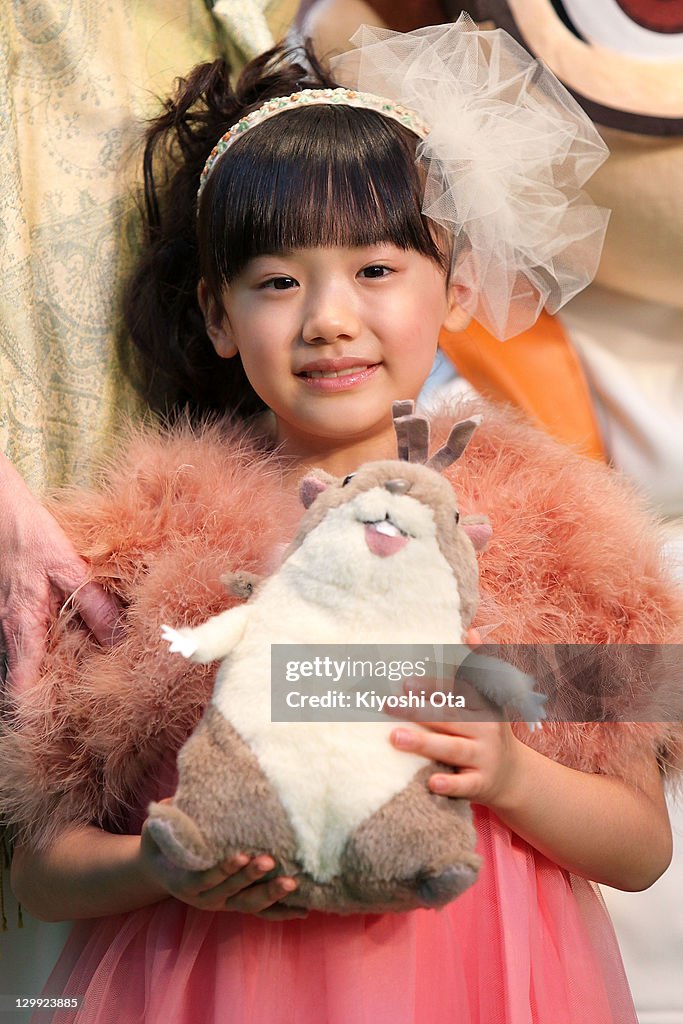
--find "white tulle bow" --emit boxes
[331,15,610,340]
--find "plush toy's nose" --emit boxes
[384,478,412,495]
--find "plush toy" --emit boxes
[149,403,543,914]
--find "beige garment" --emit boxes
[0,0,296,494]
[212,0,298,64]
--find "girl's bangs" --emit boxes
[201,105,446,289]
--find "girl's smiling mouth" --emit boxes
[296,357,380,391]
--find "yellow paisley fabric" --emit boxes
[0,0,296,494]
[0,2,297,1009]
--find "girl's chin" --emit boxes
[277,420,387,442]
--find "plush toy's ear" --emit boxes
[461,514,493,552]
[300,470,336,509]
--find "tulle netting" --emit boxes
[331,16,610,340]
[34,807,635,1024]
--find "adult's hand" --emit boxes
[0,455,122,694]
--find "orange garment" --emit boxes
[440,312,606,461]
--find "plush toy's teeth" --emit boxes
[374,521,401,537]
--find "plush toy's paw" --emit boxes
[512,690,548,732]
[161,624,198,660]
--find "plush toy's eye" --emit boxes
[342,474,356,487]
[454,510,460,525]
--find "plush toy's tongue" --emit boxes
[364,520,409,557]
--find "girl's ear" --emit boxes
[442,280,473,334]
[197,280,238,359]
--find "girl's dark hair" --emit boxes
[125,42,446,419]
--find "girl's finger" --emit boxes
[221,875,298,914]
[421,719,497,738]
[429,770,483,800]
[166,861,230,896]
[218,853,251,875]
[390,727,478,768]
[196,854,274,897]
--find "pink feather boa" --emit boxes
[1,401,681,850]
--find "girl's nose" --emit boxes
[301,286,362,345]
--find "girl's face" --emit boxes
[201,245,468,468]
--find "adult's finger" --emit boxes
[69,580,124,645]
[2,611,50,696]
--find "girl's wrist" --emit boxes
[131,831,171,902]
[481,732,533,814]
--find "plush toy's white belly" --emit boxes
[213,567,464,881]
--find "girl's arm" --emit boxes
[390,722,672,891]
[11,821,305,923]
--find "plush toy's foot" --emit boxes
[146,801,215,871]
[417,864,479,907]
[336,765,481,912]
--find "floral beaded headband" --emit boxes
[196,15,610,341]
[197,87,430,203]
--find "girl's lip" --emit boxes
[296,364,380,391]
[297,357,376,374]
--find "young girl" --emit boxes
[6,18,681,1024]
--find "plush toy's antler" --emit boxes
[426,416,482,473]
[391,401,480,471]
[392,400,429,464]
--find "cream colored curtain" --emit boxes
[0,0,296,1006]
[0,0,296,494]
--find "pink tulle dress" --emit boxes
[34,805,636,1024]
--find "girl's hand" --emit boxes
[0,455,122,694]
[139,818,308,921]
[390,719,524,809]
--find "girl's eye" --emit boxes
[262,276,297,290]
[360,265,391,280]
